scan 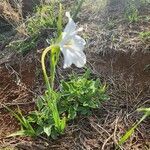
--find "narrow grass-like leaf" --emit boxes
[4,105,35,137]
[60,117,66,132]
[57,3,63,37]
[118,112,149,146]
[4,105,27,128]
[72,0,85,20]
[137,107,150,115]
[7,130,35,137]
[118,124,137,145]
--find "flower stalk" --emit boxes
[41,11,86,134]
[41,44,66,133]
[41,46,52,95]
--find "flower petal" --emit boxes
[61,47,86,68]
[71,50,86,68]
[71,35,86,51]
[63,12,76,36]
[61,47,73,68]
[59,12,86,69]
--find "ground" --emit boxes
[0,0,150,150]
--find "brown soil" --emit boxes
[0,60,37,139]
[0,50,149,150]
[89,51,150,85]
[0,1,150,150]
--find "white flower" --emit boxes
[59,12,86,69]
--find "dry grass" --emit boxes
[0,0,28,35]
[0,0,150,150]
[0,0,23,25]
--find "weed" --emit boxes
[118,107,150,146]
[125,0,139,23]
[4,105,36,137]
[0,0,25,33]
[8,35,38,55]
[139,31,150,41]
[8,2,62,55]
[105,18,116,30]
[27,4,58,36]
[6,0,85,55]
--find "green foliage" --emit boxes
[8,70,108,138]
[9,2,62,55]
[59,71,109,120]
[139,31,150,41]
[4,106,36,137]
[118,107,150,146]
[27,92,65,139]
[72,0,85,20]
[27,4,58,36]
[105,19,116,30]
[8,35,38,56]
[8,0,84,55]
[124,0,150,23]
[6,1,108,140]
[125,0,139,23]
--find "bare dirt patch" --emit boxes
[0,60,37,139]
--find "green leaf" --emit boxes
[60,117,66,132]
[61,81,70,91]
[68,107,77,120]
[82,69,91,79]
[99,83,107,94]
[118,112,149,146]
[42,106,50,118]
[37,98,44,110]
[137,107,150,116]
[35,126,44,136]
[8,130,35,137]
[78,106,91,115]
[118,125,137,145]
[51,127,59,139]
[44,125,52,137]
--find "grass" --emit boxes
[27,4,58,36]
[0,0,150,149]
[7,2,61,55]
[105,18,117,30]
[0,0,24,33]
[124,0,139,23]
[139,31,150,40]
[4,0,85,55]
[118,108,150,146]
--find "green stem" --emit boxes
[41,46,52,95]
[41,45,60,90]
[41,44,63,132]
[50,45,60,89]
